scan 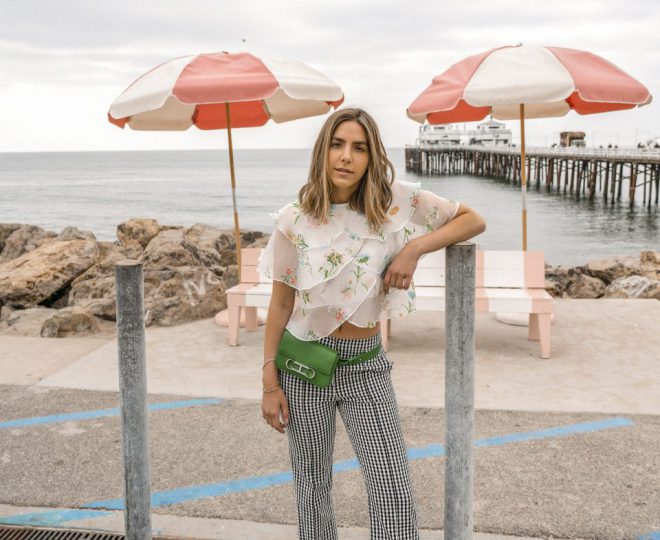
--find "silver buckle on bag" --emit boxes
[285,358,316,379]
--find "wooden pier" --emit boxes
[405,145,660,207]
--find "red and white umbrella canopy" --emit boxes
[108,51,344,130]
[407,44,652,123]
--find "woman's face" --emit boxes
[326,120,370,203]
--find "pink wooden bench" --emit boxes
[226,247,552,358]
[380,249,553,358]
[225,248,273,346]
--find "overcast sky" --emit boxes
[1,0,658,152]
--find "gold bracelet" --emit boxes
[263,383,280,394]
[262,359,275,369]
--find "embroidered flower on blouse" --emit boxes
[389,205,400,216]
[340,281,355,300]
[411,194,419,207]
[424,207,441,232]
[319,250,343,279]
[334,307,346,323]
[281,267,298,286]
[286,231,309,250]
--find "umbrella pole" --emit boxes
[225,102,242,281]
[519,103,527,251]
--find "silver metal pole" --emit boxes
[115,260,152,540]
[444,242,476,540]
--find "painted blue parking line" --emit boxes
[0,508,112,527]
[638,532,660,540]
[0,398,224,429]
[473,416,634,448]
[82,416,631,510]
[0,415,634,526]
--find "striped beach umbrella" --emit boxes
[407,44,652,250]
[108,51,344,273]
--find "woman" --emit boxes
[259,107,486,539]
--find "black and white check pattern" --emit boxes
[278,333,420,540]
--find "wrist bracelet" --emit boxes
[262,358,275,369]
[263,383,280,394]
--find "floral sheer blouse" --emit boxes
[257,179,460,341]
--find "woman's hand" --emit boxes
[262,388,289,434]
[382,245,419,295]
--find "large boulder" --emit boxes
[566,273,606,298]
[57,226,96,242]
[117,218,163,249]
[544,265,574,297]
[68,242,144,319]
[40,306,100,337]
[0,307,58,336]
[143,266,228,327]
[201,228,267,266]
[143,228,194,268]
[585,255,641,284]
[640,250,660,280]
[0,239,98,307]
[0,223,22,254]
[0,225,57,263]
[604,276,660,300]
[183,224,228,267]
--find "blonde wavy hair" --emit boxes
[298,108,395,232]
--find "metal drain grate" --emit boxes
[0,525,188,540]
[0,526,186,540]
[0,526,125,540]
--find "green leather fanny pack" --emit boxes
[275,329,383,388]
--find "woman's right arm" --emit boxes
[261,280,295,433]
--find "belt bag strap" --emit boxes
[337,344,383,365]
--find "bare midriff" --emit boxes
[328,320,381,339]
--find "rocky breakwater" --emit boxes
[0,220,266,337]
[545,251,660,299]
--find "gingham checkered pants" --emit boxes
[278,332,420,540]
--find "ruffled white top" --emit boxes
[257,179,460,341]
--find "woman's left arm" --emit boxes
[382,205,486,294]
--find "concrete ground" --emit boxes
[0,299,659,540]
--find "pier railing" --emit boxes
[410,143,660,163]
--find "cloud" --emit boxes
[0,0,657,151]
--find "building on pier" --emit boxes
[417,119,512,147]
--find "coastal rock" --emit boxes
[0,223,22,254]
[143,266,227,326]
[0,239,99,308]
[604,276,660,300]
[566,273,606,298]
[183,224,228,267]
[68,242,144,319]
[215,229,267,265]
[117,218,163,249]
[585,256,641,284]
[544,279,564,298]
[640,250,660,280]
[0,305,15,321]
[247,234,269,249]
[0,306,58,336]
[143,228,195,268]
[40,306,100,337]
[544,265,574,296]
[0,225,57,263]
[57,226,97,242]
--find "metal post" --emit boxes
[445,242,476,540]
[115,260,152,540]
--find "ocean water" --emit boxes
[0,149,657,267]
